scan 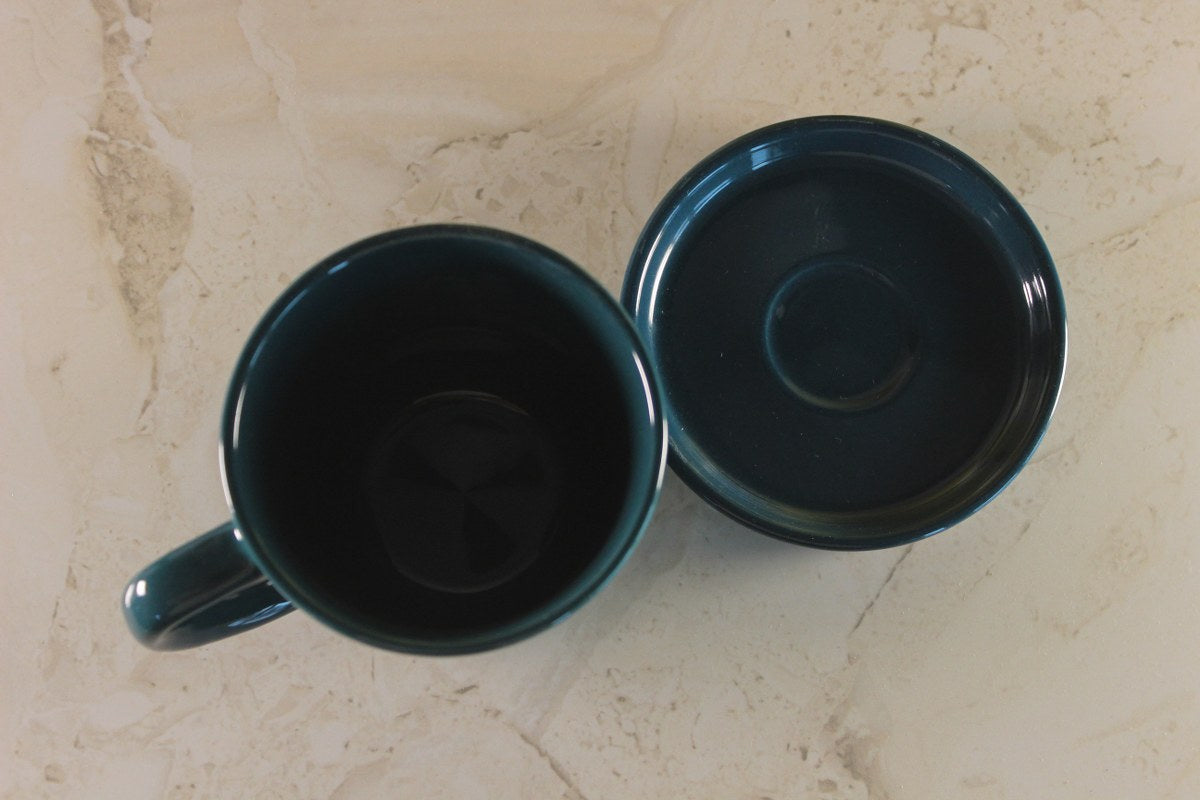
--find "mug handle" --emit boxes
[122,521,294,650]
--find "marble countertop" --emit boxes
[4,1,1199,797]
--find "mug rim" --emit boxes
[219,224,668,654]
[622,115,1068,549]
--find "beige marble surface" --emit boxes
[3,0,1200,797]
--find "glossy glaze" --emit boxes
[124,226,667,653]
[623,116,1067,549]
[122,522,292,650]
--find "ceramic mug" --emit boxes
[123,226,667,654]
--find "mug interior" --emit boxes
[222,227,665,653]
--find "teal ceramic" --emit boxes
[124,226,667,653]
[125,117,1067,656]
[622,116,1066,549]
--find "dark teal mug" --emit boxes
[124,226,667,654]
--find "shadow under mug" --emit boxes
[123,226,667,654]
